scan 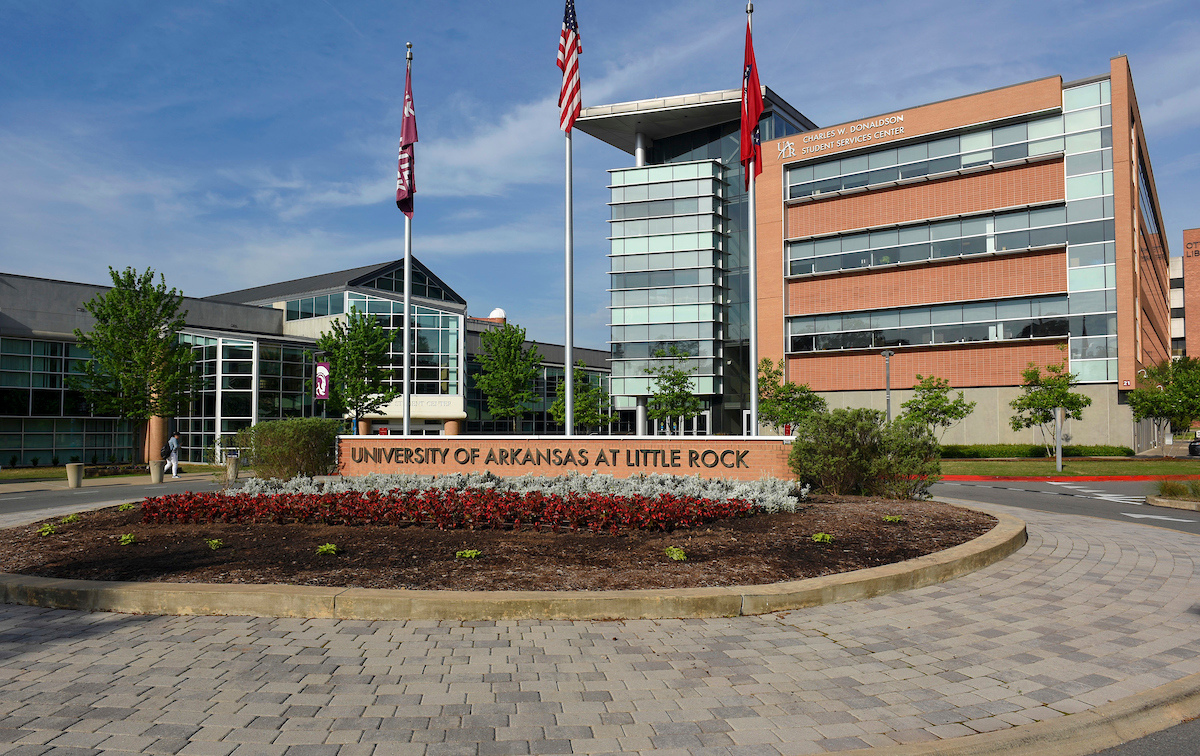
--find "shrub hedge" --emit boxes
[788,409,940,498]
[234,418,342,479]
[940,444,1134,459]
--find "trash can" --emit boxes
[225,451,240,484]
[150,460,165,484]
[66,463,84,489]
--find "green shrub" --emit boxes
[811,532,833,543]
[788,409,940,499]
[1157,478,1200,501]
[939,443,1134,458]
[234,418,342,480]
[664,546,687,561]
[456,549,482,559]
[316,543,339,555]
[119,533,136,546]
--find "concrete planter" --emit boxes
[1146,495,1200,512]
[149,460,165,484]
[65,463,84,489]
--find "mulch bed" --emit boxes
[0,498,995,591]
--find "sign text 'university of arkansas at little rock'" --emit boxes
[349,445,752,469]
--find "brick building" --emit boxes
[582,56,1172,448]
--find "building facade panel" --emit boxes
[1185,229,1200,357]
[785,249,1067,316]
[787,341,1067,392]
[785,161,1066,239]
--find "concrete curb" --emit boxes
[832,669,1200,755]
[0,502,1026,621]
[1146,495,1200,511]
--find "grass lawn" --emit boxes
[0,464,217,483]
[941,457,1200,477]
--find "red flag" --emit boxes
[557,0,582,132]
[740,18,763,190]
[396,60,418,218]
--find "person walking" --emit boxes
[167,431,181,479]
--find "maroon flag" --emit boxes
[557,0,582,132]
[396,59,418,217]
[740,18,763,190]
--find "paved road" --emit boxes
[932,480,1200,535]
[0,503,1194,755]
[0,477,224,528]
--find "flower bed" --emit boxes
[141,488,758,534]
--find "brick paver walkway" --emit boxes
[0,503,1196,756]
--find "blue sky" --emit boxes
[1,1,1197,349]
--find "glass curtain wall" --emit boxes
[0,336,134,465]
[465,363,610,435]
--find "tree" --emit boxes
[901,374,977,442]
[314,309,398,432]
[757,358,826,433]
[475,323,543,433]
[549,361,611,433]
[1009,349,1092,456]
[644,348,703,435]
[1128,357,1200,456]
[68,267,196,461]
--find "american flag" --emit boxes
[740,18,763,189]
[557,0,582,133]
[396,58,418,218]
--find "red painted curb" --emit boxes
[942,474,1186,482]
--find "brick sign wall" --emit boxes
[338,437,794,481]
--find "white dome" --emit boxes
[488,308,507,319]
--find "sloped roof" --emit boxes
[204,258,466,306]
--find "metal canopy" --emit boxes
[575,86,815,155]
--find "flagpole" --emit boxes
[564,129,575,436]
[402,42,413,437]
[746,2,759,437]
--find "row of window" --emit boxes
[364,268,457,302]
[786,111,1112,199]
[788,218,1115,277]
[611,339,718,360]
[609,249,720,273]
[609,322,719,344]
[609,160,722,186]
[285,293,345,321]
[610,196,718,221]
[610,357,718,378]
[791,295,1071,336]
[611,286,718,308]
[609,268,718,291]
[610,231,721,256]
[610,303,719,326]
[609,213,718,239]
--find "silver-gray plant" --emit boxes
[236,471,808,513]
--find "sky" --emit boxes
[1,0,1198,350]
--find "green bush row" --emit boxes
[234,418,343,479]
[939,444,1134,459]
[789,409,940,499]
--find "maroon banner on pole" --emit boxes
[315,362,331,400]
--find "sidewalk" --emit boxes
[0,469,218,495]
[0,500,1194,755]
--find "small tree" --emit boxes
[644,348,703,435]
[314,309,398,432]
[1128,356,1200,456]
[757,358,826,433]
[475,323,543,433]
[549,361,611,433]
[901,374,977,442]
[1009,349,1092,456]
[68,267,196,462]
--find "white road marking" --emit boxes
[0,497,27,501]
[1121,512,1196,522]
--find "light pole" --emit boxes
[881,350,895,423]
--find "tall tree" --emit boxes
[549,361,611,433]
[1128,356,1200,456]
[901,374,977,442]
[314,309,398,432]
[644,348,703,436]
[757,358,826,433]
[68,267,196,461]
[475,323,542,433]
[1009,349,1092,455]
